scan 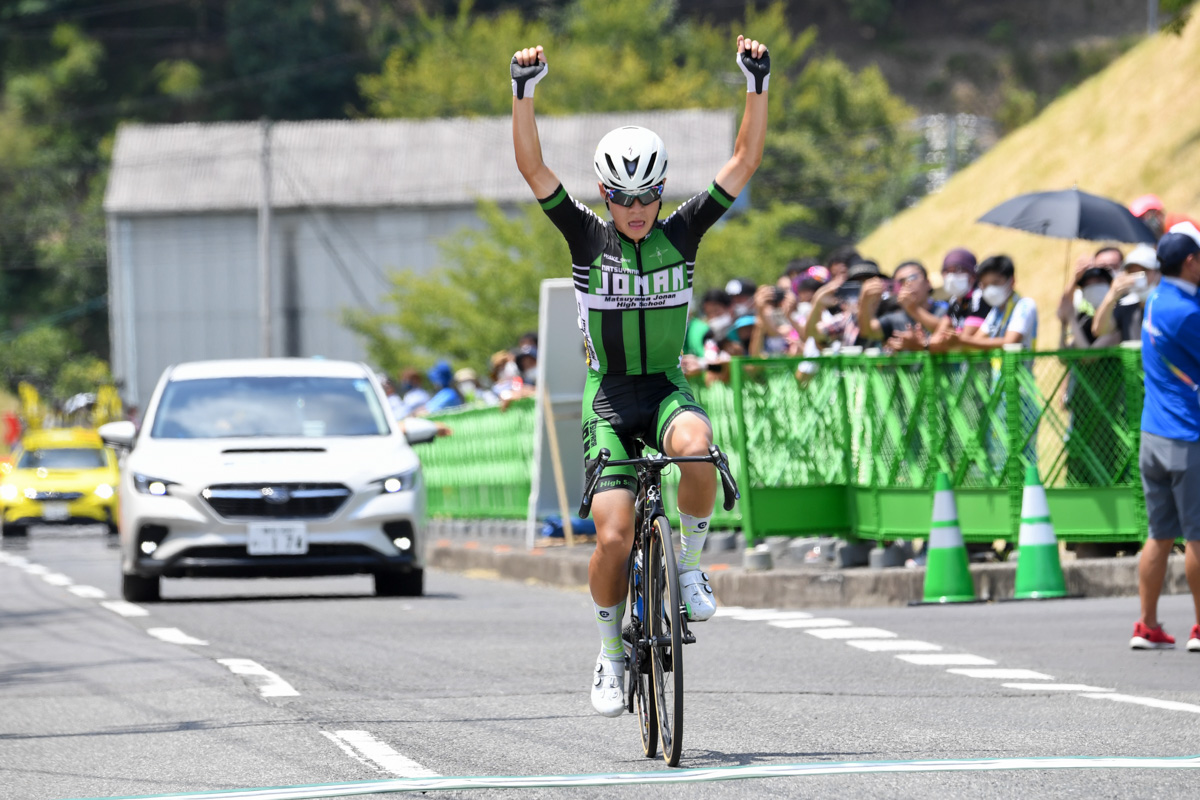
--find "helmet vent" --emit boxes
[623,156,639,178]
[642,151,657,182]
[604,153,619,181]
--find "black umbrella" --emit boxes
[977,188,1156,244]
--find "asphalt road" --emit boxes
[3,532,1200,800]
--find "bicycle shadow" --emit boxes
[683,749,884,767]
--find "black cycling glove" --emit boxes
[511,57,547,100]
[737,49,770,94]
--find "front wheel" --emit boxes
[122,573,160,603]
[649,515,684,767]
[629,547,657,759]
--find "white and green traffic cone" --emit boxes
[921,472,976,604]
[1013,465,1068,600]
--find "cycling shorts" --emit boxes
[581,368,709,495]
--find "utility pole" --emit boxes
[258,117,273,358]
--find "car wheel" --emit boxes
[1,522,27,538]
[375,569,423,597]
[122,573,161,603]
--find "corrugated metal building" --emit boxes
[104,111,736,405]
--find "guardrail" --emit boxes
[424,346,1147,546]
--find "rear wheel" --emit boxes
[375,569,423,597]
[649,515,684,767]
[121,573,160,603]
[629,547,657,759]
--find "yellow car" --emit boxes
[0,428,120,537]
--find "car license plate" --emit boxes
[42,502,69,522]
[247,522,308,555]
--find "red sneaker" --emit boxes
[1130,621,1175,650]
[1188,625,1200,653]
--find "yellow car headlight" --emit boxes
[94,483,114,500]
[0,484,18,502]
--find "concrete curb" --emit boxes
[430,541,1192,608]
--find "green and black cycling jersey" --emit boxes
[540,181,736,493]
[538,181,736,375]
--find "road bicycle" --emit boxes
[578,442,739,767]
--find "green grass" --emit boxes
[859,18,1200,345]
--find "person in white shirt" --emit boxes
[958,255,1038,350]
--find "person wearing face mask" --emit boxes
[512,345,539,386]
[684,288,734,359]
[725,277,758,320]
[1090,243,1160,342]
[929,248,989,353]
[1058,266,1121,350]
[958,255,1038,351]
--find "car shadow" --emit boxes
[152,591,461,604]
[682,749,885,767]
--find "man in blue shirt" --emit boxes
[1132,223,1200,651]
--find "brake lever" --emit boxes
[709,445,740,511]
[577,448,610,519]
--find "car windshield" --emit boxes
[18,447,107,470]
[150,376,391,439]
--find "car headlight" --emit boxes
[0,484,18,502]
[372,469,419,494]
[133,473,177,496]
[94,483,115,500]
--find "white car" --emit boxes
[99,359,438,602]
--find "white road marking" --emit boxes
[948,668,1053,680]
[1081,693,1200,714]
[847,639,943,652]
[320,731,377,771]
[1004,683,1114,692]
[147,627,209,646]
[40,572,73,586]
[325,730,440,778]
[897,654,996,666]
[731,610,813,621]
[4,555,29,567]
[768,618,851,629]
[21,563,49,575]
[807,627,897,640]
[67,584,107,599]
[216,658,299,697]
[711,606,747,617]
[100,600,150,617]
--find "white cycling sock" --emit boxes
[594,600,626,667]
[677,511,712,572]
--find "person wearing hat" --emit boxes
[1057,264,1120,350]
[803,260,882,348]
[1129,194,1200,241]
[1090,243,1160,342]
[1131,222,1200,650]
[725,277,758,320]
[422,360,464,414]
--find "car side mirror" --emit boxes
[402,417,438,445]
[99,420,137,450]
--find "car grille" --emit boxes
[201,483,351,520]
[32,491,85,501]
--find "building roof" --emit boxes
[104,111,736,215]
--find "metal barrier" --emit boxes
[424,347,1147,545]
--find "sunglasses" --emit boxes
[604,183,664,207]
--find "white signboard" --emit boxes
[526,278,588,547]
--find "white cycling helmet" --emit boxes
[593,126,668,192]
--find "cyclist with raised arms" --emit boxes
[511,35,770,717]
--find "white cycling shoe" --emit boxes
[680,569,716,622]
[591,652,626,718]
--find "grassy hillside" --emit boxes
[859,17,1200,346]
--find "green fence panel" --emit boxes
[423,399,535,519]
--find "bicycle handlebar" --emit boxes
[577,445,741,519]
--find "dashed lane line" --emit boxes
[1005,683,1114,692]
[217,658,299,698]
[730,610,813,621]
[148,627,209,646]
[807,627,897,640]
[40,572,74,586]
[67,584,107,599]
[896,654,996,666]
[767,618,851,629]
[947,668,1054,680]
[100,600,150,617]
[323,731,440,778]
[847,639,943,652]
[1081,693,1200,714]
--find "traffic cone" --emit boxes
[921,472,976,603]
[1012,465,1068,600]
